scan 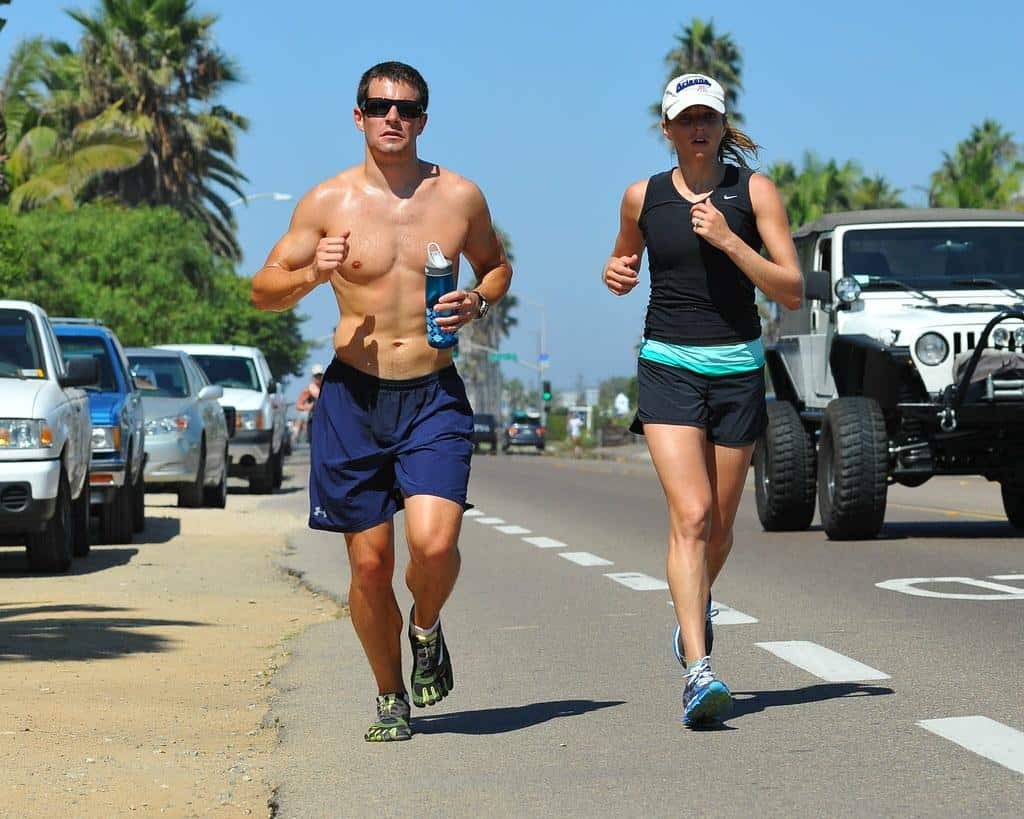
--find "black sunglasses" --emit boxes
[360,97,425,119]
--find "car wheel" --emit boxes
[203,447,228,508]
[71,480,91,558]
[27,469,73,573]
[131,464,146,533]
[100,476,134,545]
[249,452,275,495]
[754,401,817,532]
[178,443,205,508]
[817,397,889,540]
[1000,483,1024,528]
[272,449,284,489]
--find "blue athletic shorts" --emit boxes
[308,359,474,533]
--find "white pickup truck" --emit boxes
[0,300,97,571]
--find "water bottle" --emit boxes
[425,242,458,349]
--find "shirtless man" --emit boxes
[251,61,512,742]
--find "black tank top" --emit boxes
[639,164,762,345]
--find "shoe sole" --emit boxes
[683,681,733,727]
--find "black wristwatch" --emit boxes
[471,290,490,320]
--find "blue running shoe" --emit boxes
[672,598,716,667]
[682,657,733,727]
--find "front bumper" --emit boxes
[0,460,60,533]
[143,434,200,485]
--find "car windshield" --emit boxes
[129,356,189,398]
[55,334,118,391]
[0,309,46,379]
[843,227,1024,292]
[189,354,261,390]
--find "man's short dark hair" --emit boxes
[357,62,429,111]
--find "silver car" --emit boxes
[126,348,230,508]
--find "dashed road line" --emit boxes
[495,525,531,535]
[463,509,485,517]
[918,716,1024,775]
[559,552,613,567]
[605,572,669,591]
[522,536,568,549]
[756,641,890,682]
[475,517,506,525]
[665,599,759,624]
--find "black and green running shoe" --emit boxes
[408,607,454,708]
[364,692,412,742]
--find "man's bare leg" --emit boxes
[344,521,404,694]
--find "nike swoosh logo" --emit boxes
[723,194,738,200]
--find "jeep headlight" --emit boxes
[1014,327,1024,348]
[236,410,264,431]
[992,327,1009,348]
[915,332,949,366]
[835,276,862,304]
[0,419,53,449]
[92,425,121,451]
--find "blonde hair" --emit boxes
[719,119,760,168]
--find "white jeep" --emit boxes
[755,209,1024,539]
[0,300,97,571]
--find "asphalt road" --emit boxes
[270,448,1024,818]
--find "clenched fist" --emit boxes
[603,253,639,296]
[310,231,351,284]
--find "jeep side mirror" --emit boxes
[805,269,832,303]
[61,356,99,388]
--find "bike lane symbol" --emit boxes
[876,575,1024,600]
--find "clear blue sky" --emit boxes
[5,0,1024,396]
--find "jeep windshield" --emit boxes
[55,335,119,390]
[0,309,46,379]
[843,226,1024,293]
[190,354,261,391]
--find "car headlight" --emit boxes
[835,276,862,304]
[0,419,53,449]
[236,410,264,431]
[145,415,189,436]
[92,425,121,451]
[915,332,949,366]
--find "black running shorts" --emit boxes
[629,358,767,446]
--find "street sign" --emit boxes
[488,352,518,362]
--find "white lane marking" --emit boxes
[990,574,1024,582]
[475,517,506,525]
[876,577,1024,600]
[497,625,541,632]
[756,641,890,682]
[605,572,669,591]
[559,552,613,567]
[918,716,1024,775]
[495,525,531,535]
[523,536,568,549]
[665,599,759,624]
[463,509,485,517]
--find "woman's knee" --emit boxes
[668,501,713,542]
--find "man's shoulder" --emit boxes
[429,163,485,202]
[308,167,361,199]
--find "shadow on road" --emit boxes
[414,699,626,735]
[0,547,138,577]
[879,521,1018,540]
[730,682,893,720]
[132,515,181,544]
[0,602,206,662]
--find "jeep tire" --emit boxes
[27,469,73,573]
[1000,483,1024,528]
[818,397,889,540]
[754,401,817,531]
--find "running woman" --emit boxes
[252,61,512,742]
[602,74,801,727]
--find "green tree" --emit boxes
[0,204,309,376]
[929,120,1024,210]
[652,18,744,126]
[60,0,250,259]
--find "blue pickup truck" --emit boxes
[52,319,146,543]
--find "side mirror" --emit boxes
[805,269,832,303]
[198,384,223,401]
[60,357,99,388]
[222,406,237,439]
[266,381,278,395]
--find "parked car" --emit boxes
[0,300,95,571]
[758,208,1024,539]
[52,318,145,544]
[127,348,230,508]
[472,413,499,454]
[503,412,546,453]
[160,344,286,493]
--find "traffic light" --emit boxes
[542,380,552,402]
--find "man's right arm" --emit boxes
[251,188,349,312]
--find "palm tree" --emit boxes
[929,120,1023,210]
[652,18,744,126]
[64,0,250,258]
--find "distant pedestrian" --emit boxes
[602,73,802,727]
[567,413,584,458]
[294,363,323,444]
